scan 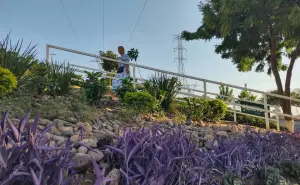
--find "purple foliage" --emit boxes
[0,111,103,185]
[107,125,300,185]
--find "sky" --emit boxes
[0,0,299,98]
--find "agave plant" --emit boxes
[144,73,182,112]
[0,33,38,86]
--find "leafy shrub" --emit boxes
[99,50,118,72]
[107,126,300,184]
[116,77,136,100]
[127,48,139,61]
[0,111,99,185]
[0,67,17,97]
[178,98,227,122]
[144,73,181,112]
[207,99,227,121]
[83,71,108,105]
[123,91,156,113]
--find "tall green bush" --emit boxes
[0,67,17,97]
[123,91,156,113]
[116,77,136,100]
[178,98,227,122]
[99,50,118,72]
[144,73,181,112]
[83,71,108,105]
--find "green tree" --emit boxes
[181,0,300,131]
[217,85,234,102]
[262,89,300,106]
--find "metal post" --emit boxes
[275,106,280,131]
[203,81,207,98]
[132,66,136,89]
[263,93,270,129]
[233,98,237,122]
[46,45,50,64]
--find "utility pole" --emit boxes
[174,34,187,84]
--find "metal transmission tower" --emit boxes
[174,34,187,84]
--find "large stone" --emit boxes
[216,131,228,138]
[72,153,91,172]
[135,115,142,123]
[59,126,73,132]
[67,117,77,123]
[53,135,65,146]
[62,130,74,137]
[106,169,121,185]
[76,122,92,132]
[53,119,72,127]
[70,135,80,142]
[203,134,214,142]
[82,139,97,148]
[167,119,174,127]
[39,119,52,126]
[103,129,116,138]
[88,149,104,162]
[78,146,88,154]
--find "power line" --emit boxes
[59,0,81,46]
[127,0,148,45]
[102,0,105,51]
[127,0,148,79]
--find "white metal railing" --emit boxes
[46,44,300,131]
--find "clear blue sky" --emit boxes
[1,0,299,96]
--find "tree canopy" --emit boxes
[182,0,300,131]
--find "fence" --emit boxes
[46,44,300,131]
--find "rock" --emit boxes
[62,130,74,137]
[85,132,94,139]
[106,169,121,185]
[82,139,97,148]
[100,163,110,170]
[218,126,232,132]
[53,119,72,127]
[88,149,104,162]
[72,153,91,172]
[38,125,45,130]
[52,135,65,144]
[113,124,120,134]
[92,125,100,130]
[97,136,113,148]
[50,127,59,134]
[213,140,219,147]
[39,118,52,126]
[203,134,214,142]
[71,148,77,154]
[106,124,113,131]
[199,121,206,127]
[103,129,116,138]
[191,133,200,143]
[202,127,213,134]
[76,122,92,132]
[67,117,77,123]
[70,135,80,142]
[112,139,118,146]
[59,126,73,132]
[167,119,174,127]
[78,146,88,154]
[216,131,228,138]
[136,115,142,123]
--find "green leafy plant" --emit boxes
[144,73,181,112]
[127,48,139,61]
[46,62,76,96]
[222,172,243,185]
[116,77,136,100]
[0,67,17,98]
[83,71,108,105]
[99,50,118,72]
[178,98,208,122]
[255,167,287,185]
[123,91,156,113]
[207,99,228,121]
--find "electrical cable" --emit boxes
[127,0,149,79]
[59,0,81,46]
